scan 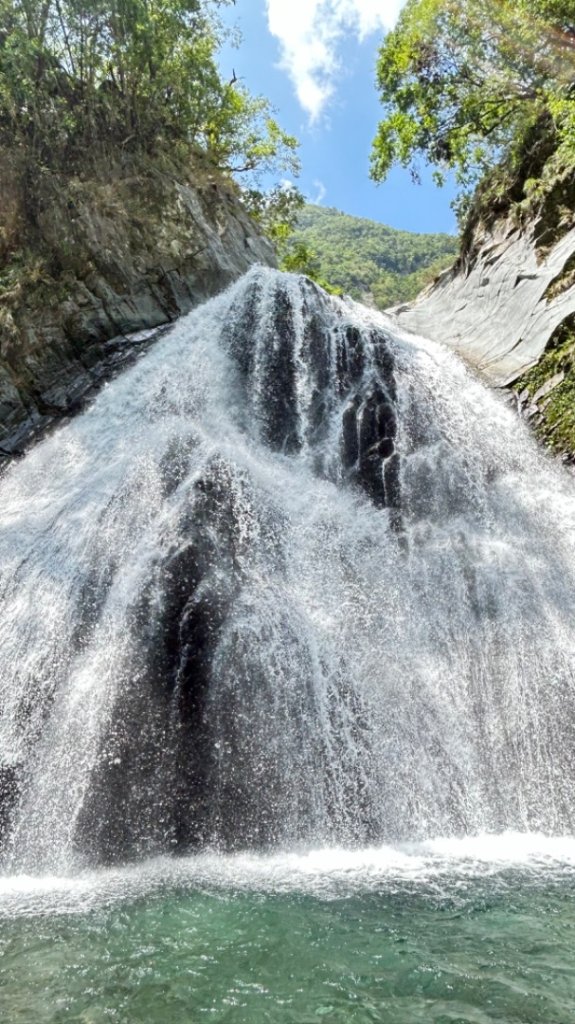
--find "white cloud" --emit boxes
[266,0,405,122]
[311,179,327,204]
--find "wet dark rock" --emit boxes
[0,764,20,847]
[257,286,300,453]
[337,326,365,391]
[339,328,400,514]
[73,458,259,861]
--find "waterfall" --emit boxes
[1,266,575,875]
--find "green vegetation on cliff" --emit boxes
[283,205,457,309]
[0,0,297,177]
[0,0,300,280]
[371,0,575,221]
[370,0,575,455]
[515,318,575,460]
[0,0,296,443]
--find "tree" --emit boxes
[370,0,575,205]
[0,0,299,181]
[241,182,305,243]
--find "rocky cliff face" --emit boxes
[392,215,575,388]
[0,160,275,454]
[391,175,575,460]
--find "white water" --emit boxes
[1,267,575,875]
[2,832,575,919]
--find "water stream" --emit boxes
[1,268,575,1020]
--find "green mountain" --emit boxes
[288,205,458,310]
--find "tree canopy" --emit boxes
[371,0,575,210]
[0,0,298,179]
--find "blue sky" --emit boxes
[220,0,458,236]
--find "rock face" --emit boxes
[339,330,400,516]
[0,164,275,452]
[392,215,575,387]
[221,273,401,517]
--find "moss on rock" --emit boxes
[515,317,575,459]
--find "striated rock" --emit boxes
[392,216,575,387]
[0,164,275,453]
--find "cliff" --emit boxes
[392,170,575,460]
[0,156,275,454]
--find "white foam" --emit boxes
[2,832,575,918]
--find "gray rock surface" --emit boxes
[392,217,575,386]
[0,169,275,454]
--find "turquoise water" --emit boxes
[2,837,575,1024]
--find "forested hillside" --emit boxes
[287,205,457,309]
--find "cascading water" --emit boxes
[1,265,575,877]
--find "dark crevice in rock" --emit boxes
[0,765,21,850]
[339,329,401,518]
